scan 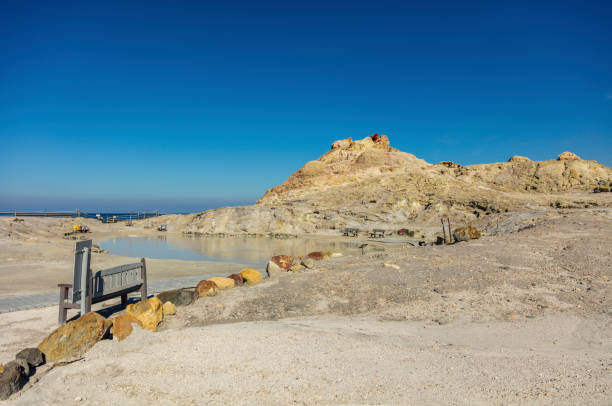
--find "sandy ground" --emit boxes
[0,208,611,404]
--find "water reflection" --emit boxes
[99,236,361,266]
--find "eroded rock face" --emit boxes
[558,151,581,161]
[110,315,139,341]
[15,348,44,367]
[266,260,284,277]
[240,269,262,285]
[0,362,28,400]
[126,297,163,332]
[331,137,352,149]
[227,273,244,286]
[508,155,531,162]
[157,288,197,306]
[38,312,112,362]
[196,280,218,297]
[453,226,481,242]
[208,277,235,290]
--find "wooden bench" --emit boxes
[58,240,148,325]
[343,228,359,237]
[370,229,385,238]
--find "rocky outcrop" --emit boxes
[126,297,163,332]
[196,280,218,297]
[289,264,304,272]
[240,269,262,285]
[558,151,581,161]
[158,288,197,306]
[508,155,531,162]
[266,260,284,277]
[307,252,326,261]
[208,277,235,290]
[38,312,112,362]
[176,133,612,236]
[271,255,293,270]
[301,257,315,268]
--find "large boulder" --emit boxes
[38,312,112,363]
[0,362,28,400]
[208,276,235,290]
[15,348,44,367]
[157,288,197,306]
[271,255,293,270]
[227,273,244,286]
[162,301,177,316]
[307,251,327,261]
[126,297,163,332]
[240,268,262,285]
[557,151,581,161]
[196,280,218,297]
[266,260,284,277]
[453,226,481,242]
[110,315,139,342]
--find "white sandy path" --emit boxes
[5,315,611,405]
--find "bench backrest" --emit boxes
[72,240,92,303]
[373,229,385,233]
[91,262,144,300]
[72,240,144,303]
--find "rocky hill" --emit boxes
[181,134,612,237]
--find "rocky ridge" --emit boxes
[181,134,612,236]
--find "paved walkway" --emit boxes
[0,274,215,314]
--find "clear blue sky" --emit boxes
[1,1,611,212]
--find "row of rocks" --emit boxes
[1,268,264,399]
[117,268,263,339]
[265,251,342,277]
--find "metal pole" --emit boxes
[80,247,89,316]
[441,219,447,244]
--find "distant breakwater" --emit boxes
[0,210,163,222]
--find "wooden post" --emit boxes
[140,258,148,301]
[441,219,447,244]
[80,247,89,316]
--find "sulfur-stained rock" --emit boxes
[271,255,293,270]
[0,365,3,374]
[227,273,244,286]
[162,301,177,316]
[289,263,305,272]
[208,276,235,290]
[15,348,44,367]
[240,268,262,285]
[301,257,315,269]
[453,226,481,242]
[557,151,581,161]
[110,315,139,342]
[126,297,163,332]
[266,260,284,277]
[157,288,197,306]
[196,280,218,297]
[0,362,28,400]
[38,312,112,362]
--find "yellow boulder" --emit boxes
[240,268,262,285]
[0,364,3,374]
[162,301,177,316]
[126,297,163,331]
[208,276,235,290]
[110,315,139,341]
[289,264,305,272]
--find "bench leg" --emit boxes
[58,286,69,325]
[140,258,148,301]
[121,293,128,307]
